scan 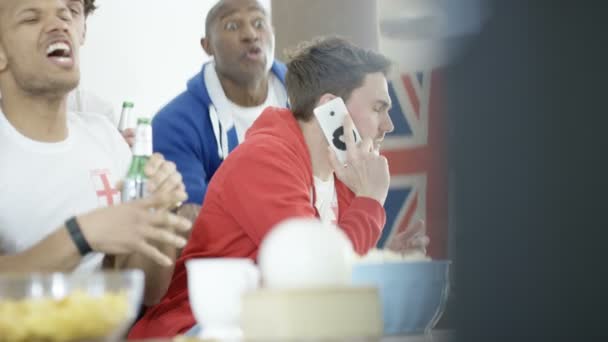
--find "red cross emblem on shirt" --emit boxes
[90,169,120,206]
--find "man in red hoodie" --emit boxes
[129,36,395,339]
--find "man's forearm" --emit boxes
[0,226,81,273]
[119,245,177,306]
[338,197,386,255]
[117,199,196,305]
[122,204,201,305]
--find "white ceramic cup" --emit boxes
[186,258,260,340]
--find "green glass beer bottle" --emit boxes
[118,101,134,132]
[121,118,152,202]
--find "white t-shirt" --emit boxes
[314,176,339,226]
[1,87,116,127]
[205,63,288,143]
[229,85,281,143]
[67,87,117,127]
[0,110,131,273]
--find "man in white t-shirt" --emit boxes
[0,0,189,306]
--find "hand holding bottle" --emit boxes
[122,118,186,209]
[78,197,192,266]
[145,153,187,210]
[121,128,135,147]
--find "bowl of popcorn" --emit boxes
[0,270,144,342]
[351,249,450,335]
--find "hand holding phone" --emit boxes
[315,97,390,205]
[313,97,361,164]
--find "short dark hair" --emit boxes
[285,36,392,121]
[84,0,97,16]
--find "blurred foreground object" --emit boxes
[186,258,259,341]
[0,270,143,342]
[258,218,354,289]
[377,0,487,71]
[242,218,380,340]
[242,287,382,340]
[352,251,449,335]
[377,0,486,258]
[448,1,608,341]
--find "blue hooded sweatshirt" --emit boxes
[152,61,288,205]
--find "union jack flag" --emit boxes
[379,71,448,259]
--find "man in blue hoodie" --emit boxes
[152,0,288,222]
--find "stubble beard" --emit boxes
[14,70,79,99]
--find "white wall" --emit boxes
[80,0,270,122]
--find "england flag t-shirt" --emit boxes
[0,109,131,273]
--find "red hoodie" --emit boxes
[128,107,386,339]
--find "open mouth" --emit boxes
[45,41,74,68]
[244,46,263,61]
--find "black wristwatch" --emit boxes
[65,216,93,256]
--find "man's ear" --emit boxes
[201,37,213,56]
[316,93,338,107]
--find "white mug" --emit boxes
[186,258,260,340]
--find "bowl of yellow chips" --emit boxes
[0,270,144,342]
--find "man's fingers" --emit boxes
[156,190,188,211]
[412,235,431,248]
[359,138,374,154]
[139,189,184,210]
[147,160,177,193]
[165,190,188,211]
[122,128,136,138]
[392,229,416,243]
[141,225,188,249]
[136,191,168,209]
[148,210,192,233]
[391,221,427,246]
[328,146,345,176]
[153,171,182,195]
[122,129,136,147]
[135,241,173,267]
[343,115,357,152]
[406,219,426,235]
[144,153,165,178]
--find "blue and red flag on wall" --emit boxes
[381,71,448,259]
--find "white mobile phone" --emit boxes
[313,97,361,164]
